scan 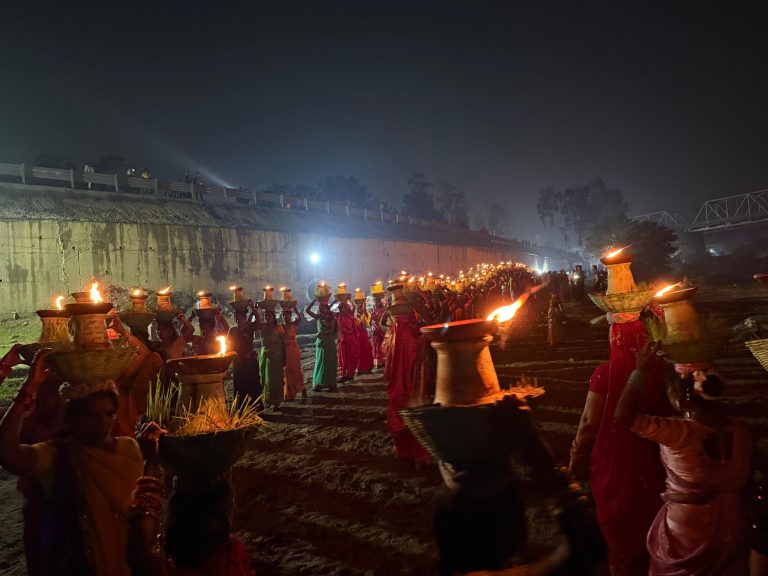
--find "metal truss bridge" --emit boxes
[631,189,768,232]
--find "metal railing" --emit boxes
[0,160,583,261]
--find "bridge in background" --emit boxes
[631,189,768,232]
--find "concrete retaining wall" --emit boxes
[0,184,533,314]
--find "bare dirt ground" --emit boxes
[1,283,767,575]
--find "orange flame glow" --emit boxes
[54,295,65,310]
[216,336,227,355]
[655,282,681,298]
[197,290,206,296]
[605,246,629,259]
[132,289,142,297]
[89,282,104,304]
[229,285,238,291]
[486,284,546,323]
[158,286,171,295]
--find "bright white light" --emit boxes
[310,253,321,264]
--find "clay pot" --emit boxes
[422,319,502,406]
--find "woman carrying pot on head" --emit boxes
[305,297,338,392]
[614,341,752,575]
[281,299,305,402]
[0,349,145,576]
[228,301,262,405]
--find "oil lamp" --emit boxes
[600,246,634,294]
[354,287,366,302]
[335,283,351,301]
[259,285,278,312]
[195,290,219,322]
[279,286,297,311]
[315,281,331,304]
[65,283,114,350]
[165,335,236,412]
[19,295,73,364]
[229,286,249,313]
[121,288,156,341]
[653,283,701,344]
[156,286,174,311]
[370,281,385,299]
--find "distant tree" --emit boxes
[402,173,442,221]
[34,153,75,170]
[584,215,678,281]
[537,178,627,246]
[317,175,370,207]
[472,212,487,230]
[487,203,507,236]
[536,187,561,228]
[436,180,469,227]
[583,213,631,256]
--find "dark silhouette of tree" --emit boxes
[436,180,469,227]
[584,214,678,280]
[317,175,370,207]
[537,178,627,246]
[487,203,507,236]
[402,173,442,221]
[34,153,75,170]
[536,187,561,228]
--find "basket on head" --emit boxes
[49,347,137,394]
[401,394,542,468]
[159,428,250,487]
[120,312,156,334]
[746,339,768,372]
[588,289,655,314]
[156,308,184,324]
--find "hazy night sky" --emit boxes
[2,1,768,243]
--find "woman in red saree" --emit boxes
[370,295,387,370]
[354,298,375,375]
[571,312,668,575]
[384,284,430,466]
[336,297,359,383]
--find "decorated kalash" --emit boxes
[400,290,604,574]
[588,246,656,316]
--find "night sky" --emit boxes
[3,1,768,242]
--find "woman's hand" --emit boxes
[23,348,53,396]
[1,344,24,370]
[136,421,166,463]
[636,340,661,373]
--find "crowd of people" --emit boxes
[0,255,766,575]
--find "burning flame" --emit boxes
[375,281,382,285]
[408,276,415,284]
[486,284,546,323]
[279,286,287,292]
[400,270,407,275]
[197,290,206,296]
[229,285,238,291]
[89,282,104,304]
[132,289,142,297]
[216,336,227,355]
[54,295,64,310]
[605,246,629,259]
[655,282,681,298]
[158,286,171,295]
[320,280,326,287]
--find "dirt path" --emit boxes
[1,286,767,575]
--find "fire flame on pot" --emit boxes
[54,295,65,310]
[132,289,142,297]
[605,245,630,259]
[90,282,104,303]
[655,282,681,298]
[216,336,227,355]
[486,284,546,323]
[158,286,171,295]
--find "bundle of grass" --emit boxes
[146,382,264,488]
